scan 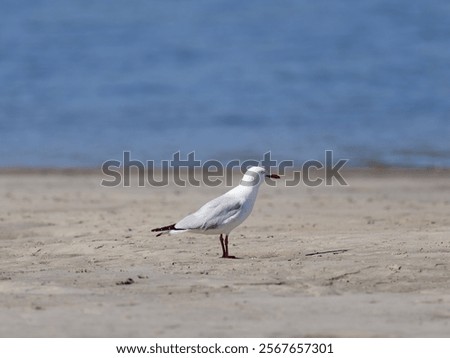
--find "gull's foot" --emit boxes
[221,255,237,259]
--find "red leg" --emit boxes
[219,234,226,258]
[224,234,236,259]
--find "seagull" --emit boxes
[151,166,280,258]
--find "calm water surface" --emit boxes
[0,0,449,167]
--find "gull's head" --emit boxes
[240,166,280,187]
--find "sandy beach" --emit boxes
[0,168,449,337]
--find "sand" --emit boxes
[0,168,449,337]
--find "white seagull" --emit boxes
[151,166,280,258]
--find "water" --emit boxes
[1,0,449,168]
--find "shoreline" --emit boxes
[1,166,449,176]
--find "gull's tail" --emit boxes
[151,223,187,237]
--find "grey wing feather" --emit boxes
[176,195,242,231]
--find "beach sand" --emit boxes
[0,168,449,337]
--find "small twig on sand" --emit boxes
[305,249,349,257]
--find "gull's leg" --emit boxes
[224,234,236,259]
[219,234,226,258]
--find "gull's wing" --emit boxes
[175,194,243,231]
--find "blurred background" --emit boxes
[0,0,449,168]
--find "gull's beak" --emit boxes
[266,174,280,179]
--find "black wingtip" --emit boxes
[151,223,177,232]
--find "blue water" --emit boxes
[1,0,449,167]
